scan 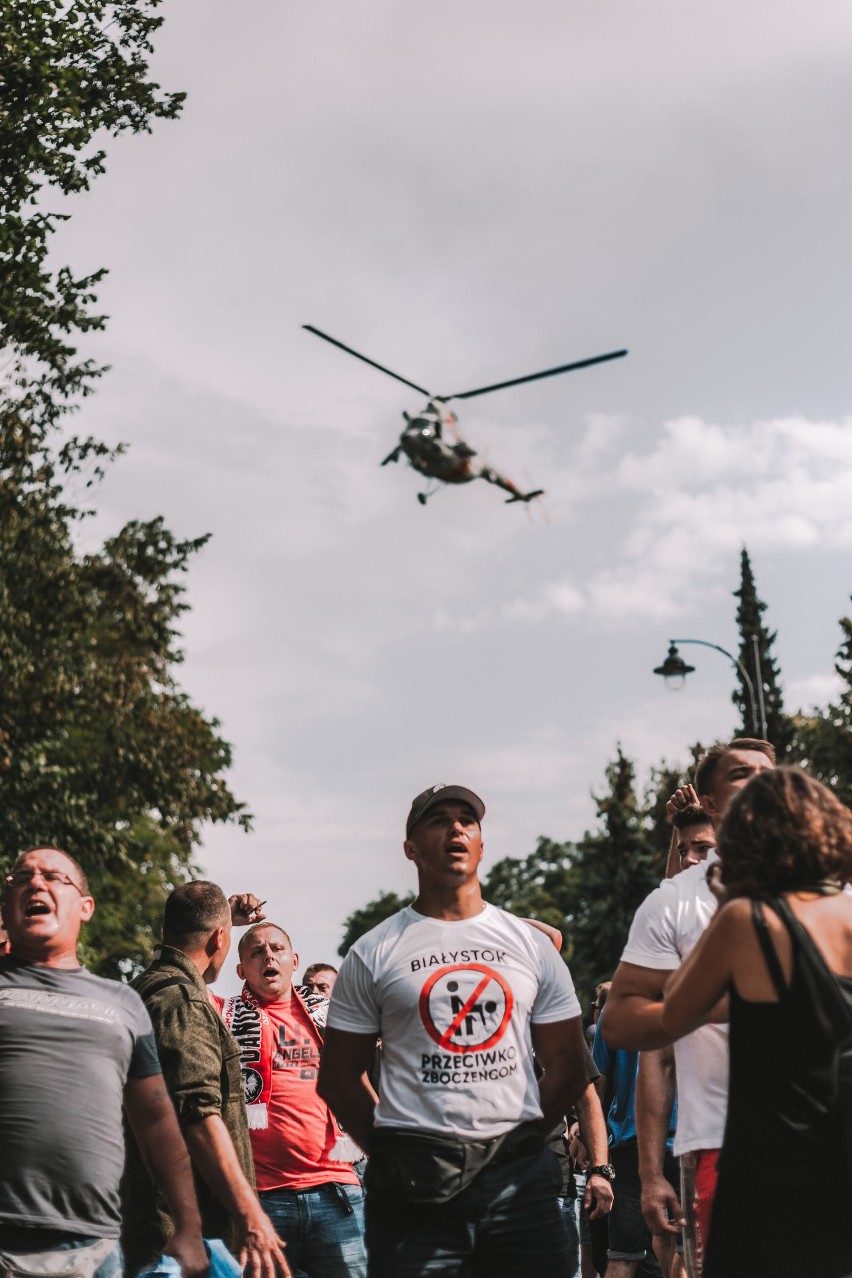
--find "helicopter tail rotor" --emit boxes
[504,488,545,504]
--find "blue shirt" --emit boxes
[592,1007,676,1151]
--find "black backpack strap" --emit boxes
[151,975,195,993]
[751,900,789,998]
[139,973,197,1000]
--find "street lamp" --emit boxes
[652,637,768,739]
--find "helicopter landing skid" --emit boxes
[416,481,443,506]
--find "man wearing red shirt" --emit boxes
[223,923,366,1278]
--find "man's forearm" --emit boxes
[603,991,669,1050]
[124,1081,203,1239]
[141,1111,204,1235]
[532,1018,588,1129]
[636,1047,675,1181]
[317,1074,377,1155]
[635,1045,684,1237]
[183,1116,290,1278]
[537,1058,587,1131]
[183,1115,259,1224]
[665,828,680,880]
[575,1082,608,1165]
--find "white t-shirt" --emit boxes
[327,903,581,1140]
[621,854,729,1156]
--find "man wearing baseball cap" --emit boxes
[318,784,587,1276]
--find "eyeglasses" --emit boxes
[5,869,84,894]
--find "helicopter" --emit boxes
[304,324,628,505]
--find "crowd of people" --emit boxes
[2,743,852,1278]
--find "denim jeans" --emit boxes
[259,1182,366,1278]
[556,1194,581,1278]
[0,1231,123,1278]
[365,1147,571,1277]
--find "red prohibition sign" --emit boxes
[419,963,514,1052]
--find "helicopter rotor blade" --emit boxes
[443,348,628,402]
[303,326,432,397]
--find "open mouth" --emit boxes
[263,966,278,978]
[24,901,52,918]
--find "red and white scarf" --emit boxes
[223,983,362,1162]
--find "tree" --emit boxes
[338,891,415,957]
[0,421,250,976]
[1,1,184,426]
[791,606,852,810]
[483,838,577,959]
[0,4,249,977]
[732,548,794,754]
[564,750,673,1004]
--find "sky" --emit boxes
[54,0,852,992]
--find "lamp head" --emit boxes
[653,642,695,691]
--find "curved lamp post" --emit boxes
[653,637,767,740]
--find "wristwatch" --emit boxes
[588,1164,616,1182]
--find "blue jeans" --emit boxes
[365,1147,570,1277]
[0,1233,123,1278]
[259,1183,366,1278]
[557,1194,581,1278]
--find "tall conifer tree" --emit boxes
[732,548,794,755]
[792,606,852,808]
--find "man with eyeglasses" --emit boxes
[0,846,207,1278]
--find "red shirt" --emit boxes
[249,993,359,1191]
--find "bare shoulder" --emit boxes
[716,897,754,927]
[703,898,769,959]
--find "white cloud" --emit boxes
[576,416,852,622]
[786,672,844,712]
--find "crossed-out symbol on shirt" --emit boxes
[418,963,514,1051]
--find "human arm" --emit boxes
[636,1046,684,1236]
[603,962,674,1050]
[604,875,688,1049]
[531,1016,588,1130]
[123,1075,207,1278]
[316,1027,379,1154]
[664,785,699,879]
[523,918,564,951]
[665,830,681,881]
[575,1081,614,1219]
[229,893,267,926]
[660,903,742,1041]
[183,1116,290,1278]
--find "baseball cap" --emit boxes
[405,784,486,836]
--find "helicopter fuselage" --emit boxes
[398,401,476,484]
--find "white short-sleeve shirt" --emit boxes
[621,853,728,1156]
[328,903,581,1140]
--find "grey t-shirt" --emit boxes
[0,956,161,1237]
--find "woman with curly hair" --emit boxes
[658,766,852,1278]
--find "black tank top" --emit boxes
[719,895,852,1186]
